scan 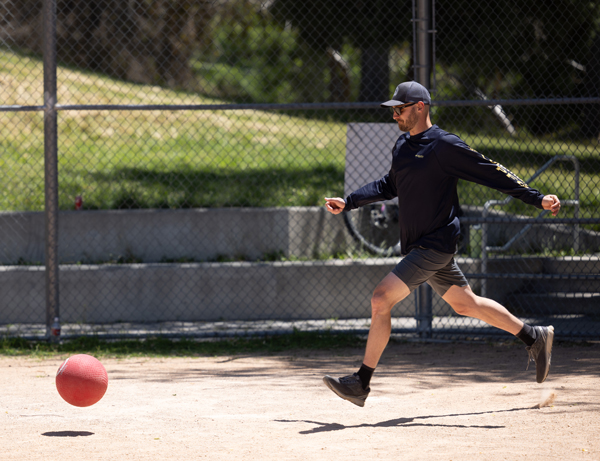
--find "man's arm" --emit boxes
[325,174,397,215]
[436,135,560,213]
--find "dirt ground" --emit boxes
[1,341,599,461]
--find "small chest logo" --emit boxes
[415,154,424,158]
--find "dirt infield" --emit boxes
[1,341,599,461]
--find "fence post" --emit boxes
[415,284,433,338]
[43,0,60,340]
[413,0,431,88]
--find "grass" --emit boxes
[1,49,599,219]
[0,331,366,358]
[1,49,346,211]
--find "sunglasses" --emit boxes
[390,103,416,115]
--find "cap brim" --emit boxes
[380,100,405,108]
[380,99,406,107]
[381,99,431,107]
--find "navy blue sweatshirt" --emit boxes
[344,125,545,255]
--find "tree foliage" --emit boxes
[2,0,215,88]
[270,0,412,102]
[436,0,600,135]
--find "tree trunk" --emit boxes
[297,43,328,103]
[327,47,351,103]
[581,34,600,140]
[358,45,390,102]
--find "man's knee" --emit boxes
[370,272,411,317]
[450,300,471,316]
[371,287,394,317]
[449,293,479,316]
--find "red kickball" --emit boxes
[55,354,108,407]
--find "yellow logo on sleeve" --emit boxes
[475,150,529,188]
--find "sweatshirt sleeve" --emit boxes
[344,173,398,211]
[434,134,545,209]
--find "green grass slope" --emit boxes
[0,50,597,219]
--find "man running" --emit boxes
[323,81,559,407]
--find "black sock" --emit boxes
[516,323,537,347]
[357,364,375,390]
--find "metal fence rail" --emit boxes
[1,0,599,341]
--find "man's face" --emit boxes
[392,103,419,132]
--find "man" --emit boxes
[323,81,560,407]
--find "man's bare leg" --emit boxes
[443,284,554,383]
[363,272,411,368]
[322,272,410,406]
[442,285,523,334]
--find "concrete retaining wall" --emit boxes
[0,207,353,264]
[1,256,596,325]
[1,208,597,326]
[2,207,597,264]
[0,259,410,324]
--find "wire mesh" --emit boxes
[0,0,599,340]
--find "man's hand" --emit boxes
[542,194,561,216]
[325,197,346,215]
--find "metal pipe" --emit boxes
[481,207,488,297]
[574,158,581,252]
[43,0,60,341]
[479,155,581,296]
[486,211,550,252]
[3,97,600,113]
[415,284,433,338]
[479,155,582,300]
[415,0,431,87]
[430,0,437,93]
[432,97,600,107]
[411,0,417,81]
[464,273,600,280]
[460,216,598,224]
[0,105,46,112]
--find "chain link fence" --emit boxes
[1,0,599,341]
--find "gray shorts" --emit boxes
[391,247,469,297]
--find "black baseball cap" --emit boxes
[380,81,431,107]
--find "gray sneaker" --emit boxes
[526,325,554,383]
[323,373,370,407]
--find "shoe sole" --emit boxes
[322,376,366,407]
[538,325,554,384]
